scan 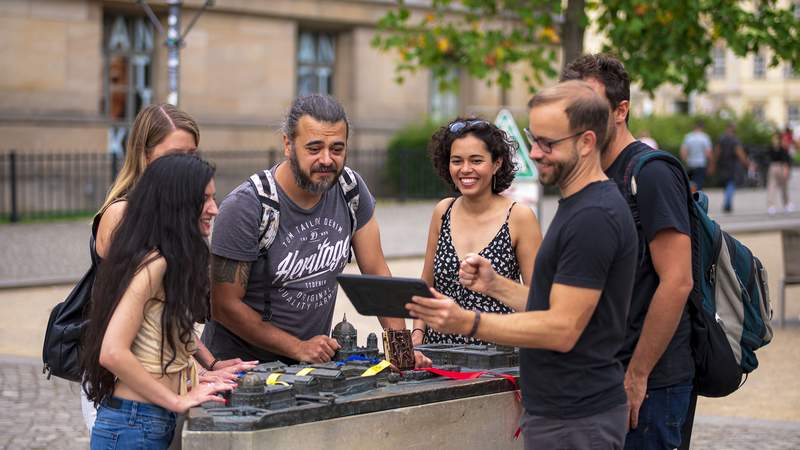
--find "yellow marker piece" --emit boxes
[361,360,392,377]
[266,373,289,386]
[297,367,315,376]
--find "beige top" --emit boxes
[131,297,199,395]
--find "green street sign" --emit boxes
[494,109,537,180]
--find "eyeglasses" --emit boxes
[448,119,489,135]
[523,127,587,153]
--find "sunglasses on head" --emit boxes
[448,119,489,135]
[523,127,587,154]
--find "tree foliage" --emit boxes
[372,0,800,94]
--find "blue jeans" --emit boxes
[624,382,693,450]
[688,167,707,191]
[91,397,177,450]
[723,179,736,211]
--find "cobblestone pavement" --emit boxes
[0,356,88,450]
[1,356,799,449]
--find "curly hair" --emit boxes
[428,117,518,194]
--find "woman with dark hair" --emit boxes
[412,118,542,346]
[82,104,255,431]
[82,154,233,450]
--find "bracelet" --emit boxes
[466,310,481,338]
[411,328,425,335]
[208,358,218,371]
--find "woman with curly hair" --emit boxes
[82,154,234,450]
[412,118,542,346]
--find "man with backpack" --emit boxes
[202,94,430,367]
[561,54,696,449]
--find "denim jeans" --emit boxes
[91,397,177,450]
[624,382,693,450]
[723,179,736,211]
[688,167,707,191]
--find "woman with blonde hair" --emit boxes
[81,104,256,431]
[83,154,233,449]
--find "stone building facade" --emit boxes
[0,0,536,153]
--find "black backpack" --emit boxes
[620,148,773,397]
[42,217,101,381]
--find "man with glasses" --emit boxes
[562,54,695,450]
[409,80,637,449]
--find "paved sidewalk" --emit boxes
[2,169,799,288]
[1,258,799,449]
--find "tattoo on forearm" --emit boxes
[212,256,250,288]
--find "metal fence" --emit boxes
[0,149,450,222]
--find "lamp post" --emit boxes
[138,0,213,106]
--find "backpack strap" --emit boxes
[622,148,693,229]
[248,168,280,321]
[248,169,281,256]
[338,166,360,234]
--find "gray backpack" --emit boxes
[247,166,361,320]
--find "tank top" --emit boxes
[424,199,521,345]
[130,297,199,395]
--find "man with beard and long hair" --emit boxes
[562,54,695,450]
[408,81,637,449]
[202,94,430,368]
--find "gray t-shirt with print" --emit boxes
[201,166,375,363]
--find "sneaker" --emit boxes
[768,206,778,216]
[786,203,796,213]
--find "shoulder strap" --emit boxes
[338,166,360,235]
[622,149,693,228]
[440,197,457,221]
[505,202,517,221]
[248,168,281,255]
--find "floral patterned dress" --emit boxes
[424,199,522,345]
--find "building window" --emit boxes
[102,13,155,122]
[753,53,766,79]
[429,69,460,121]
[673,100,689,115]
[712,46,726,78]
[297,31,335,96]
[751,104,766,122]
[789,104,800,124]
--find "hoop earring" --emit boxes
[492,175,497,192]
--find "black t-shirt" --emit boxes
[717,133,742,180]
[606,141,695,389]
[519,180,637,419]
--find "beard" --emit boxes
[288,148,343,194]
[537,145,579,187]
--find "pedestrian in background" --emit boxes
[680,120,713,191]
[713,123,750,213]
[767,131,794,214]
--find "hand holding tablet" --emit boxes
[336,274,432,319]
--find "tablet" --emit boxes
[336,274,432,318]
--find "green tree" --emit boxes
[372,0,800,95]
